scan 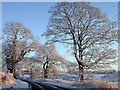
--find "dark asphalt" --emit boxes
[23,80,70,90]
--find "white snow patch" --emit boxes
[2,79,28,89]
[101,72,118,82]
[35,79,82,89]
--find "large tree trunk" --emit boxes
[7,63,15,74]
[78,50,84,83]
[43,60,49,79]
[9,68,15,73]
[79,65,84,83]
[9,66,17,79]
[7,63,17,79]
[30,65,35,80]
[44,69,48,79]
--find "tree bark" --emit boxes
[7,63,17,79]
[30,65,35,80]
[79,65,84,83]
[44,69,48,79]
[43,58,49,79]
[78,49,84,83]
[7,63,15,74]
[9,68,15,73]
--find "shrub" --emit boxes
[0,71,15,84]
[83,80,118,89]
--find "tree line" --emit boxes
[2,21,67,79]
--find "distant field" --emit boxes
[58,72,119,82]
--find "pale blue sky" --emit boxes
[2,2,118,70]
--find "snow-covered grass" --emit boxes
[1,71,28,89]
[59,72,119,82]
[55,79,118,88]
[59,73,119,88]
[2,79,28,89]
[35,78,119,89]
[82,80,118,88]
[34,72,119,89]
[35,78,81,89]
[101,72,118,82]
[1,71,118,89]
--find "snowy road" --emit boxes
[23,80,71,90]
[34,79,85,90]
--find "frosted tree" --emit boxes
[35,44,67,79]
[2,21,38,74]
[43,2,118,82]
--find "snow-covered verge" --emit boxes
[82,80,118,88]
[1,79,28,89]
[58,72,119,82]
[0,71,28,89]
[35,78,119,89]
[35,79,83,89]
[34,72,119,89]
[101,72,119,82]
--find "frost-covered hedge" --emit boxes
[0,71,15,84]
